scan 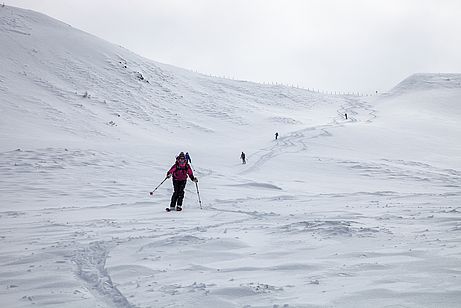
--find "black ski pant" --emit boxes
[170,179,187,207]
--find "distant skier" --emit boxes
[185,152,191,164]
[275,132,279,140]
[345,113,348,120]
[166,152,198,211]
[240,152,246,164]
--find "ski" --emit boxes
[165,207,182,212]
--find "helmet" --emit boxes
[176,152,186,161]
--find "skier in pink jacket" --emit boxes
[166,152,198,211]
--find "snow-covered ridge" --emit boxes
[387,73,461,95]
[0,5,338,148]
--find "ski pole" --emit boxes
[149,176,168,195]
[195,182,202,209]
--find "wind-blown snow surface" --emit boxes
[1,6,461,308]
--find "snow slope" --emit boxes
[1,5,460,308]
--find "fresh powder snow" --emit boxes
[1,5,460,308]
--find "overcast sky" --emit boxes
[7,0,461,93]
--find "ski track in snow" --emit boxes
[2,191,461,307]
[242,96,378,174]
[73,241,134,308]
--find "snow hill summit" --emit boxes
[1,5,461,308]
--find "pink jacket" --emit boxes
[167,162,194,181]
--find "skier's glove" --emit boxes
[193,177,198,183]
[167,173,172,178]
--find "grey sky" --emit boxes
[6,0,461,93]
